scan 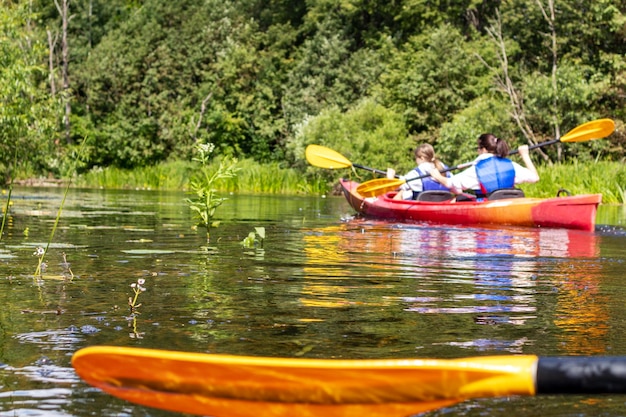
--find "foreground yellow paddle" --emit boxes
[73,346,626,417]
[356,118,615,198]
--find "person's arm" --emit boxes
[430,167,477,194]
[429,169,451,188]
[389,168,414,200]
[393,182,413,200]
[516,145,540,183]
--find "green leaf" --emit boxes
[241,231,256,248]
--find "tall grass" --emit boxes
[519,161,626,203]
[75,158,328,195]
[74,160,195,190]
[219,160,328,194]
[74,159,624,202]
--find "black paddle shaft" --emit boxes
[509,138,560,155]
[352,164,399,178]
[403,162,473,184]
[537,357,626,394]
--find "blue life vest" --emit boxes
[415,166,451,192]
[475,157,515,194]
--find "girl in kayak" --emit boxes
[429,134,539,198]
[394,143,451,200]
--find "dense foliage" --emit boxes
[1,0,625,184]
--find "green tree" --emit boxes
[0,2,59,178]
[282,12,387,132]
[287,98,413,185]
[379,24,491,134]
[438,96,517,165]
[73,0,303,166]
[481,1,624,161]
[499,0,626,120]
[18,0,625,179]
[394,0,501,37]
[73,0,234,166]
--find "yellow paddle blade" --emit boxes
[560,118,615,143]
[305,145,353,169]
[72,346,538,417]
[357,178,406,197]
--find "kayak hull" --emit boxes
[339,179,601,231]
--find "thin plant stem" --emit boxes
[0,183,13,242]
[34,139,89,277]
[0,148,18,242]
[130,288,141,308]
[34,178,71,276]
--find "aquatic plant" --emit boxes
[0,193,12,240]
[241,227,266,248]
[33,173,72,277]
[126,278,147,339]
[61,252,74,279]
[0,149,18,242]
[33,246,47,274]
[186,143,239,243]
[128,278,146,313]
[34,139,89,277]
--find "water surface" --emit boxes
[1,187,625,416]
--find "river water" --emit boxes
[0,186,625,416]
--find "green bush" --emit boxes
[437,97,517,165]
[287,98,414,185]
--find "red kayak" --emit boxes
[339,179,601,231]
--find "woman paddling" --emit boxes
[429,133,539,199]
[394,143,451,200]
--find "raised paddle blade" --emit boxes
[73,346,538,417]
[560,118,615,143]
[305,145,353,169]
[305,144,390,175]
[357,178,405,197]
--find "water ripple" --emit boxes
[0,388,74,417]
[14,329,84,351]
[12,365,79,385]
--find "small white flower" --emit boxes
[33,247,45,257]
[137,278,146,285]
[197,142,215,155]
[130,283,137,288]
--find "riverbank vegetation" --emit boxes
[68,159,626,204]
[72,158,328,195]
[1,0,625,199]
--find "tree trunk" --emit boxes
[536,0,561,160]
[47,30,57,96]
[191,92,213,142]
[55,0,72,144]
[477,10,551,162]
